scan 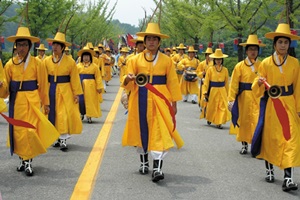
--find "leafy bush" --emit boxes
[1,52,13,66]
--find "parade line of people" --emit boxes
[0,22,299,193]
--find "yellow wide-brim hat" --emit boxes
[105,47,111,52]
[136,23,169,39]
[36,43,48,50]
[239,34,266,47]
[120,47,129,53]
[77,45,95,57]
[209,48,228,58]
[87,42,94,50]
[65,46,70,51]
[202,47,213,54]
[176,43,186,49]
[265,23,300,40]
[46,32,71,47]
[187,46,197,53]
[98,43,104,48]
[94,47,100,52]
[7,27,40,43]
[165,48,171,52]
[172,47,177,51]
[130,36,144,43]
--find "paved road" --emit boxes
[0,76,299,200]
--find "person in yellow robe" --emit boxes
[104,47,113,85]
[44,32,83,151]
[171,46,177,57]
[0,27,59,176]
[122,23,184,182]
[36,43,48,60]
[172,43,188,82]
[201,49,230,129]
[228,35,265,154]
[98,44,109,89]
[120,36,146,109]
[177,46,200,104]
[118,47,129,83]
[77,46,103,123]
[64,46,73,60]
[197,47,213,108]
[164,48,171,57]
[251,23,300,192]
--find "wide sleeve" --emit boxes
[166,58,182,101]
[202,67,212,95]
[121,57,135,90]
[70,60,83,96]
[225,67,229,93]
[228,63,241,101]
[196,61,203,78]
[95,64,104,90]
[0,60,8,98]
[293,59,300,112]
[36,58,49,106]
[251,61,266,98]
[177,59,185,71]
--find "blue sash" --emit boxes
[231,82,252,127]
[9,80,38,155]
[138,75,166,153]
[79,74,95,115]
[251,84,293,157]
[207,81,225,99]
[48,75,71,125]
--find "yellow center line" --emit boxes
[70,87,123,200]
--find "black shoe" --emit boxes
[81,115,84,120]
[87,117,92,124]
[282,178,298,192]
[191,100,196,104]
[240,144,248,154]
[152,160,164,182]
[24,160,34,176]
[265,169,275,183]
[52,139,61,148]
[183,100,187,102]
[207,121,211,125]
[139,164,149,175]
[152,170,164,182]
[139,153,149,175]
[60,139,68,152]
[216,124,223,129]
[17,158,25,172]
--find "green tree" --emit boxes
[215,0,272,61]
[0,0,17,59]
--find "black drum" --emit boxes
[184,71,197,82]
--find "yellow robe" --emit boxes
[178,57,200,95]
[228,59,260,143]
[0,59,8,112]
[122,51,184,151]
[77,62,103,118]
[201,65,230,125]
[1,56,59,160]
[118,55,128,83]
[172,53,188,82]
[93,56,105,103]
[103,54,113,82]
[197,60,213,107]
[36,55,48,61]
[44,54,83,135]
[252,55,300,169]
